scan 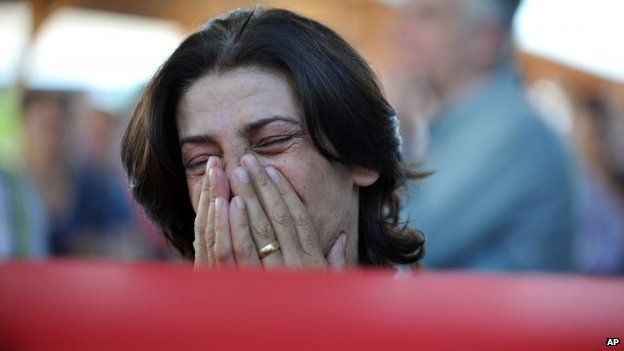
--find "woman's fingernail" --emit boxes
[327,232,347,268]
[233,196,245,210]
[241,154,260,171]
[215,197,225,213]
[266,166,280,183]
[209,168,217,185]
[207,156,218,171]
[340,233,347,247]
[234,167,249,184]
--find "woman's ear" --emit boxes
[351,166,380,187]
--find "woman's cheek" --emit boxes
[272,158,330,221]
[264,156,310,201]
[186,175,202,212]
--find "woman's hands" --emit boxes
[193,154,347,269]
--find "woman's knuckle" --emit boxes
[233,218,249,231]
[215,220,224,233]
[194,222,204,234]
[271,208,292,226]
[193,239,202,252]
[214,247,230,263]
[306,257,327,267]
[293,211,312,228]
[299,237,321,257]
[201,179,209,192]
[240,187,257,199]
[234,241,257,259]
[286,257,304,269]
[252,222,273,240]
[255,172,271,187]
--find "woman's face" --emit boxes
[176,67,376,264]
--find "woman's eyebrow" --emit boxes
[179,134,217,147]
[180,116,301,147]
[240,116,301,137]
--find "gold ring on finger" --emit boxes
[257,240,280,259]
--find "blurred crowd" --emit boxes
[0,89,173,261]
[1,0,623,274]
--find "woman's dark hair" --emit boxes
[121,6,424,266]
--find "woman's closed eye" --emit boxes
[182,130,304,174]
[253,133,301,154]
[185,155,213,174]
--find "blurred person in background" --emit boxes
[396,0,579,271]
[572,97,624,273]
[0,166,48,259]
[527,81,624,274]
[0,171,9,256]
[67,100,155,259]
[0,90,48,259]
[603,91,624,202]
[21,90,152,259]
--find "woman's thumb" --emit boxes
[326,233,347,268]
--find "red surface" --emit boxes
[0,260,623,350]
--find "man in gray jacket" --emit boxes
[397,0,578,271]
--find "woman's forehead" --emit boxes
[177,67,303,136]
[187,66,296,100]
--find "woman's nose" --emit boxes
[222,153,243,184]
